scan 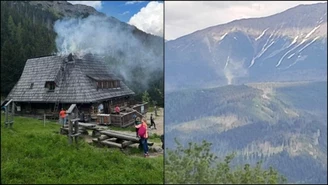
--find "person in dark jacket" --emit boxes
[149,114,157,129]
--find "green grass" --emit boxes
[148,133,162,143]
[1,114,163,184]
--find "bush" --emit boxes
[165,139,287,184]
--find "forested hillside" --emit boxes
[165,82,327,183]
[1,1,57,95]
[1,1,164,106]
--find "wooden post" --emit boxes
[5,106,8,128]
[68,119,72,145]
[122,140,135,148]
[10,102,14,128]
[74,120,79,145]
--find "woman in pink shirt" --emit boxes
[135,118,149,157]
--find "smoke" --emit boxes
[53,15,163,89]
[223,57,248,85]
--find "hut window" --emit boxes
[45,81,56,91]
[30,83,34,89]
[113,80,120,88]
[96,80,121,89]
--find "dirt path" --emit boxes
[145,107,163,136]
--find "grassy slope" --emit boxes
[1,115,163,184]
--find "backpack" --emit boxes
[138,125,146,138]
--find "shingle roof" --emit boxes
[5,54,135,103]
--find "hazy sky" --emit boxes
[68,1,163,37]
[165,1,326,40]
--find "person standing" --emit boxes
[59,108,67,126]
[135,118,149,157]
[149,114,157,129]
[115,105,120,114]
[135,117,141,137]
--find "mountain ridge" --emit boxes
[165,2,327,91]
[168,2,327,43]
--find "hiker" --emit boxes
[135,117,141,137]
[149,114,157,129]
[135,118,149,157]
[59,108,67,126]
[115,105,120,114]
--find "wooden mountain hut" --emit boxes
[2,53,147,127]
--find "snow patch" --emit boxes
[255,28,269,41]
[285,55,308,69]
[304,25,320,39]
[224,55,230,70]
[287,36,298,48]
[249,41,275,68]
[287,53,295,59]
[276,49,294,67]
[276,36,319,67]
[249,58,255,68]
[220,32,228,40]
[298,36,320,52]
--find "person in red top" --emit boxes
[115,105,120,114]
[135,118,149,157]
[59,108,67,126]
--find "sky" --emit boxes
[68,1,163,37]
[165,1,327,40]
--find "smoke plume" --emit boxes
[223,57,248,85]
[53,15,163,89]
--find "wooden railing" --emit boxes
[131,102,148,115]
[110,110,137,128]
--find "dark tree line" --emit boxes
[1,1,57,95]
[0,1,164,107]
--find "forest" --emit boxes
[1,1,57,95]
[0,1,164,107]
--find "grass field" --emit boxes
[1,114,163,184]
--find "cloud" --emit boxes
[128,1,163,37]
[68,1,102,10]
[120,11,130,15]
[165,1,326,40]
[125,1,145,5]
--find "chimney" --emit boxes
[68,53,74,61]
